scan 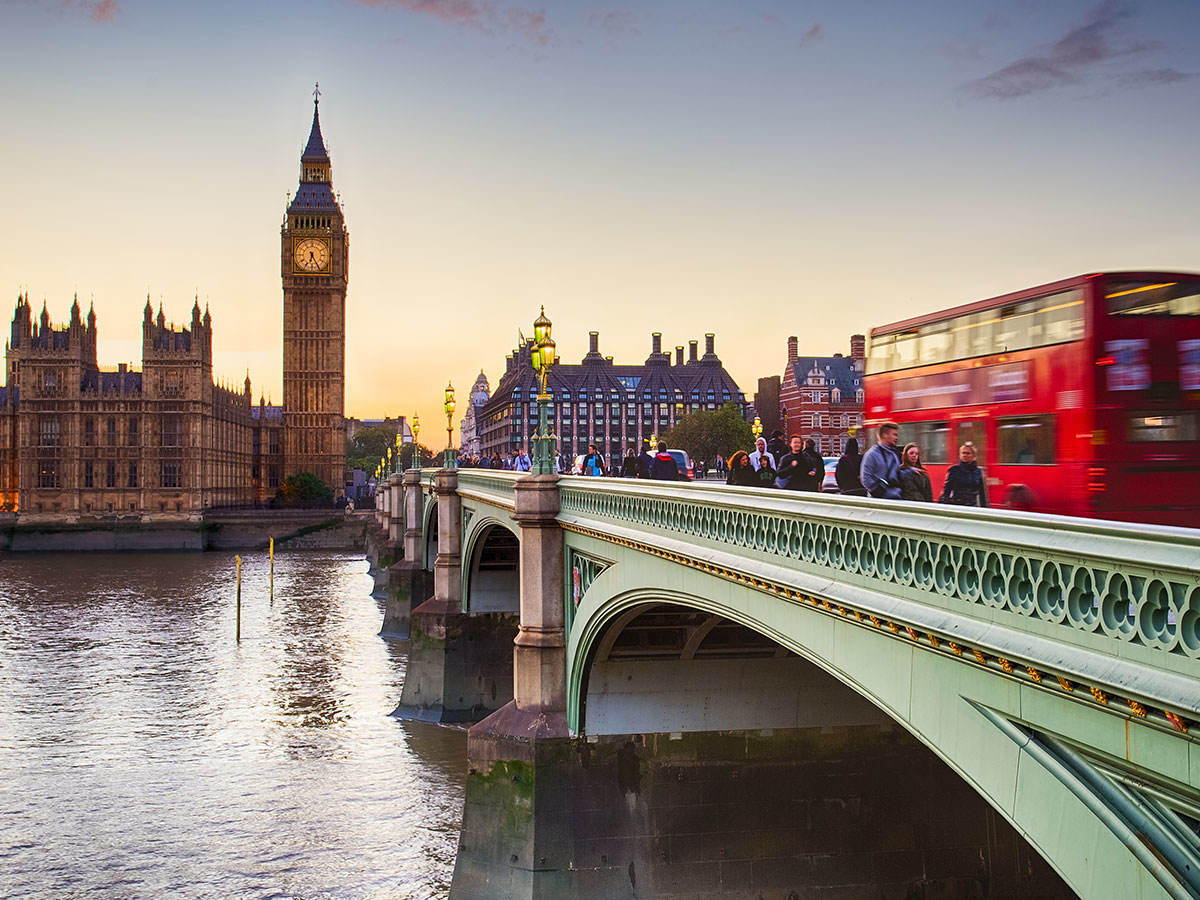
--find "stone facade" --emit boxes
[778,334,866,456]
[1,295,283,518]
[0,93,346,518]
[459,370,490,459]
[478,331,748,465]
[281,95,348,492]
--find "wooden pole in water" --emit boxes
[269,537,274,605]
[235,554,242,644]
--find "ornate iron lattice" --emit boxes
[559,487,1200,659]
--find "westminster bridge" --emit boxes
[365,468,1200,899]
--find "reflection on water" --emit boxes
[0,552,467,899]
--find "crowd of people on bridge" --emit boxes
[454,423,987,506]
[719,424,986,506]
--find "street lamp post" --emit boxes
[411,412,421,469]
[530,306,557,475]
[394,432,403,473]
[752,416,763,442]
[443,382,456,468]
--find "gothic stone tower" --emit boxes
[281,89,348,493]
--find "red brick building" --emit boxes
[778,334,866,456]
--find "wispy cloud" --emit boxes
[960,1,1168,100]
[350,0,552,46]
[1114,66,1197,88]
[8,0,119,21]
[589,8,640,40]
[797,23,822,50]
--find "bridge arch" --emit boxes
[459,518,520,614]
[421,494,437,571]
[566,557,1191,899]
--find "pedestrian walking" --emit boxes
[513,447,531,472]
[636,440,655,479]
[898,442,933,502]
[726,450,756,486]
[582,444,606,476]
[650,442,679,480]
[799,438,823,491]
[939,442,988,507]
[620,445,641,478]
[835,437,865,495]
[749,437,776,472]
[775,436,812,490]
[860,423,902,499]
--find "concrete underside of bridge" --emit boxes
[451,611,1072,899]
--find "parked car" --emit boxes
[666,449,695,481]
[820,457,839,492]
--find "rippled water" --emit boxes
[0,552,466,899]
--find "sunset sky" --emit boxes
[3,0,1199,434]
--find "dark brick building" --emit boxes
[477,332,748,464]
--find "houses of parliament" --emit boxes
[0,93,348,518]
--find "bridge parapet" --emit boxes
[556,477,1200,724]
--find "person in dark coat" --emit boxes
[766,430,787,461]
[755,455,777,488]
[835,437,865,495]
[799,439,823,491]
[582,444,606,476]
[775,436,812,490]
[898,442,933,502]
[636,440,655,479]
[940,442,988,506]
[726,450,757,486]
[620,445,641,478]
[650,442,679,480]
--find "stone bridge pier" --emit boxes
[392,468,518,723]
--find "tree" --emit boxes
[663,402,755,464]
[348,425,398,473]
[275,471,334,508]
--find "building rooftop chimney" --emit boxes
[787,336,798,366]
[704,333,716,358]
[651,332,662,356]
[675,345,684,366]
[688,340,698,363]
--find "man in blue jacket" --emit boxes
[860,422,902,499]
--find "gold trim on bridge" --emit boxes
[561,521,1192,737]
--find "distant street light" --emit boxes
[412,412,421,469]
[443,382,456,468]
[394,432,403,473]
[530,306,557,475]
[752,416,763,441]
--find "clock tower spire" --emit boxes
[281,84,348,495]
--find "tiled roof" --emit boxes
[302,102,328,160]
[789,356,862,399]
[252,404,283,421]
[82,370,143,393]
[288,181,338,212]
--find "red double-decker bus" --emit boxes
[863,271,1200,526]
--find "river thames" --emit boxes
[0,552,467,899]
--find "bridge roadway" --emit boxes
[366,467,1200,899]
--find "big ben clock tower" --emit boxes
[281,85,347,493]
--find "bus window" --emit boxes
[1128,412,1198,442]
[955,421,987,462]
[1107,280,1200,316]
[907,421,949,463]
[997,415,1055,464]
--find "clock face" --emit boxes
[293,237,331,274]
